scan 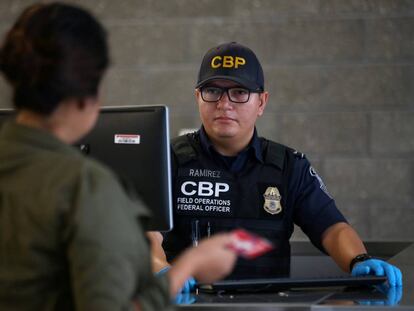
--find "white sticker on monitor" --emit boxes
[114,134,140,144]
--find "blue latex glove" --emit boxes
[156,266,197,294]
[174,292,197,305]
[351,259,403,287]
[179,275,197,294]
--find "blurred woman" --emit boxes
[0,3,236,310]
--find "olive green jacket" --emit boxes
[0,121,171,311]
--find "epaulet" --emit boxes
[262,139,286,170]
[292,149,306,159]
[171,133,198,165]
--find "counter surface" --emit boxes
[175,242,414,310]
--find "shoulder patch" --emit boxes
[292,150,306,159]
[309,166,332,199]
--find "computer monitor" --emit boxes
[0,106,173,232]
[76,105,173,231]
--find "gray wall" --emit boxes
[0,0,413,241]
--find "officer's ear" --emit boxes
[195,88,202,102]
[257,91,269,116]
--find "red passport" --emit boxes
[227,229,274,260]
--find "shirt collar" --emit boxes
[198,126,263,163]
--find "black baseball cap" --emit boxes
[196,42,264,91]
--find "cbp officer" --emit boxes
[155,42,402,287]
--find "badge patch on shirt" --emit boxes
[309,166,332,199]
[263,186,282,215]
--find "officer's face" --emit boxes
[195,80,268,149]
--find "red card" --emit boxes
[227,229,274,259]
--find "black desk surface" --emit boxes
[175,242,414,310]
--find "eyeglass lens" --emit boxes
[201,86,250,103]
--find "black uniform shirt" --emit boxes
[197,126,346,250]
[199,126,263,173]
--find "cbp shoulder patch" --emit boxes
[309,166,332,199]
[292,150,305,159]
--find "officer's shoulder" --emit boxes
[171,132,200,163]
[171,134,187,146]
[290,149,306,159]
[171,131,198,145]
[261,138,306,159]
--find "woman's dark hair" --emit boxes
[0,2,109,115]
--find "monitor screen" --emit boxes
[76,105,173,231]
[0,106,173,232]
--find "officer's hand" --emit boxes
[156,266,197,294]
[351,259,403,287]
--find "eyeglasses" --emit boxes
[199,86,261,104]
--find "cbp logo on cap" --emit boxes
[196,42,265,91]
[211,56,246,69]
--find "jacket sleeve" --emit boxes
[63,162,172,311]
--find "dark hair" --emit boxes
[0,2,109,115]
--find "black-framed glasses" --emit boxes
[200,86,261,104]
